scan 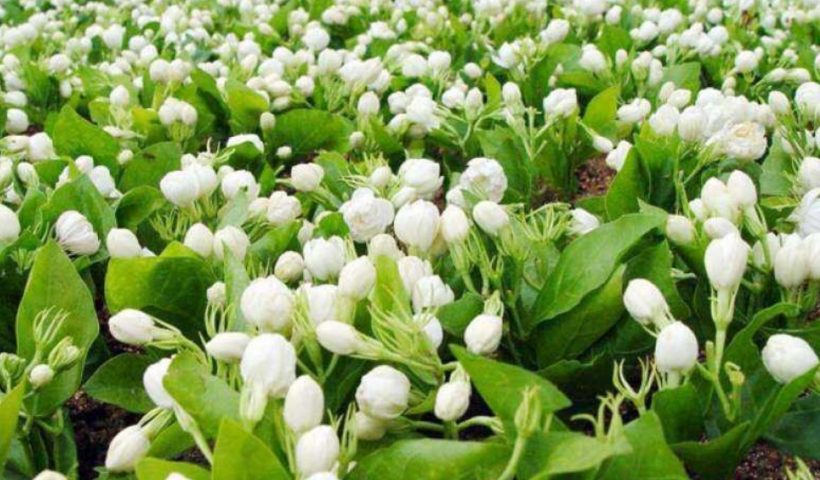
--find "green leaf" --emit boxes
[0,383,25,471]
[52,106,120,172]
[527,212,665,332]
[115,186,166,230]
[625,241,689,320]
[451,346,570,427]
[226,80,269,134]
[596,412,688,480]
[373,255,411,316]
[651,384,704,443]
[105,244,216,339]
[437,293,483,337]
[136,458,210,480]
[765,393,820,459]
[164,353,240,437]
[212,419,290,480]
[16,242,99,414]
[583,85,619,139]
[249,223,301,265]
[267,109,353,159]
[660,62,702,93]
[533,264,625,367]
[673,422,750,480]
[84,353,155,413]
[119,142,182,192]
[604,150,646,219]
[349,439,510,480]
[519,431,624,479]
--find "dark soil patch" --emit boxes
[575,156,616,200]
[69,390,138,479]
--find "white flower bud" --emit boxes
[726,170,757,209]
[28,133,55,162]
[105,425,150,472]
[357,92,380,116]
[275,251,305,283]
[354,411,387,441]
[160,170,199,207]
[291,163,324,192]
[206,332,251,363]
[655,321,698,374]
[143,358,174,409]
[284,375,325,434]
[5,108,29,134]
[774,235,808,289]
[665,215,695,245]
[303,236,346,281]
[799,157,820,192]
[412,275,454,312]
[768,91,791,115]
[0,204,21,243]
[703,217,739,239]
[296,425,339,476]
[762,334,819,384]
[33,470,67,480]
[29,364,54,388]
[183,223,214,258]
[266,191,301,226]
[440,205,471,244]
[221,170,260,200]
[55,210,100,256]
[368,234,403,261]
[316,321,363,355]
[260,112,276,131]
[106,228,142,259]
[459,157,508,203]
[338,256,376,300]
[472,201,509,236]
[240,334,296,398]
[340,189,395,243]
[464,314,503,355]
[109,309,155,345]
[569,208,600,235]
[623,279,669,326]
[397,159,442,199]
[240,276,294,332]
[434,381,471,421]
[356,365,410,420]
[705,234,749,291]
[109,85,130,108]
[212,226,250,261]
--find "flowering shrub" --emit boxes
[0,0,819,478]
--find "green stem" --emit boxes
[499,434,527,480]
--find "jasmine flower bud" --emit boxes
[106,228,142,259]
[0,204,21,243]
[316,321,363,355]
[205,332,251,363]
[303,236,346,281]
[274,251,305,283]
[29,364,54,389]
[284,375,325,434]
[472,201,509,236]
[356,366,410,420]
[464,314,503,355]
[240,334,296,399]
[143,358,174,409]
[105,425,150,472]
[434,380,471,422]
[354,411,387,441]
[654,321,698,374]
[295,425,340,476]
[623,279,670,327]
[212,226,250,262]
[665,215,695,245]
[240,276,294,332]
[55,210,100,256]
[338,256,376,300]
[183,223,214,258]
[762,334,819,384]
[291,163,324,192]
[705,234,749,291]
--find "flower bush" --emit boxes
[0,0,819,478]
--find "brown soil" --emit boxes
[734,442,820,479]
[69,391,138,479]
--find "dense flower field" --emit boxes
[0,0,819,478]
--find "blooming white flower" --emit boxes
[398,159,442,199]
[55,210,100,256]
[303,236,346,280]
[459,158,508,202]
[412,275,454,312]
[340,189,395,242]
[240,334,296,399]
[266,192,301,226]
[241,276,294,332]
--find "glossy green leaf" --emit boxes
[349,439,510,480]
[519,431,624,479]
[164,353,240,437]
[528,212,665,332]
[226,80,269,134]
[212,420,290,480]
[52,105,120,172]
[0,383,25,471]
[84,353,155,413]
[452,346,571,426]
[136,458,210,480]
[115,186,166,230]
[16,241,99,414]
[119,142,182,192]
[596,412,688,479]
[105,243,216,339]
[437,293,483,337]
[267,109,353,159]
